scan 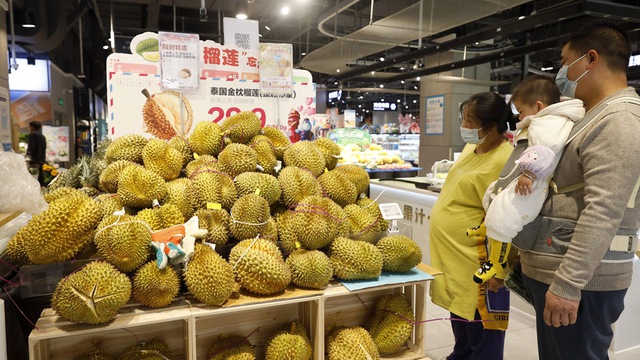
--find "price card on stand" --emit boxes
[159,32,200,89]
[379,203,403,233]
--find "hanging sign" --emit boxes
[259,43,293,97]
[158,32,200,89]
[223,17,259,52]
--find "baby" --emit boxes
[472,75,585,283]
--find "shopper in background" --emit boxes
[359,114,380,134]
[27,120,47,186]
[515,21,640,360]
[429,92,513,360]
[472,75,585,284]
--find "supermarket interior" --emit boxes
[1,0,640,359]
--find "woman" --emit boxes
[429,92,514,360]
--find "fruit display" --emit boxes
[8,111,424,360]
[337,143,414,170]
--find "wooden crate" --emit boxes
[28,300,192,360]
[191,294,322,359]
[321,280,428,360]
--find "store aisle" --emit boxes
[423,293,640,360]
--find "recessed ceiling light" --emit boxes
[379,57,385,61]
[518,15,525,20]
[265,25,271,31]
[416,77,421,81]
[336,69,340,73]
[379,84,384,88]
[301,52,306,56]
[371,71,375,75]
[400,80,405,84]
[281,5,290,15]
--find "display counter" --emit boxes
[366,167,422,180]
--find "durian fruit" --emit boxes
[250,135,278,175]
[206,334,255,360]
[318,170,358,207]
[165,178,193,220]
[99,160,138,193]
[142,89,193,140]
[195,208,231,246]
[278,196,348,250]
[218,143,259,178]
[344,204,382,244]
[16,192,103,264]
[167,136,194,167]
[142,138,183,181]
[356,197,389,232]
[328,237,383,280]
[367,294,414,355]
[229,194,271,240]
[314,137,341,170]
[334,164,370,195]
[188,121,223,156]
[183,243,235,306]
[104,134,147,164]
[117,165,167,208]
[120,338,170,360]
[235,172,281,205]
[136,203,185,231]
[220,111,262,144]
[262,126,291,160]
[283,141,326,177]
[261,217,279,242]
[95,193,134,217]
[286,249,333,289]
[43,186,84,203]
[83,349,113,360]
[5,232,31,266]
[228,238,291,295]
[188,171,237,211]
[265,322,312,360]
[326,326,380,360]
[51,261,131,324]
[277,166,323,207]
[184,154,219,178]
[94,214,151,273]
[376,235,422,273]
[132,261,180,308]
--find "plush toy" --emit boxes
[151,215,208,269]
[295,118,314,141]
[287,109,301,143]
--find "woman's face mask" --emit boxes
[555,53,589,98]
[460,126,486,145]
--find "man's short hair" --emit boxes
[29,121,42,130]
[565,21,630,74]
[511,74,561,107]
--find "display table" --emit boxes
[28,266,441,360]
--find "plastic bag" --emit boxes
[0,152,48,215]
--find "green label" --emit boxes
[328,128,372,147]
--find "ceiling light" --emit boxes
[379,57,385,61]
[336,69,340,73]
[22,11,35,28]
[541,66,553,71]
[413,100,417,103]
[103,43,110,50]
[416,76,421,81]
[379,84,384,88]
[397,99,401,103]
[258,33,262,37]
[518,15,525,20]
[371,71,375,75]
[334,81,338,85]
[381,98,384,102]
[236,1,248,19]
[400,80,405,84]
[413,85,418,90]
[301,52,306,56]
[264,25,271,31]
[400,67,405,71]
[281,5,290,15]
[358,104,362,108]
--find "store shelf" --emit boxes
[29,267,439,360]
[372,134,420,162]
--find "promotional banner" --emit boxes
[42,125,70,162]
[106,32,316,141]
[425,95,444,135]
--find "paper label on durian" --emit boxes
[158,32,200,90]
[151,224,186,250]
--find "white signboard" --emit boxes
[158,32,200,89]
[426,95,444,135]
[223,17,259,52]
[42,125,70,162]
[0,86,10,145]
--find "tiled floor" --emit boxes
[422,293,640,360]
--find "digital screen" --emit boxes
[629,54,640,67]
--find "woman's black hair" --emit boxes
[459,92,512,134]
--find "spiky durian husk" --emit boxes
[220,111,262,144]
[132,261,180,308]
[188,121,223,156]
[119,338,170,360]
[283,141,326,177]
[262,126,290,160]
[265,322,312,360]
[104,134,148,164]
[206,334,255,360]
[167,136,194,167]
[17,192,103,264]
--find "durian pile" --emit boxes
[5,111,423,330]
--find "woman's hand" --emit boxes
[487,277,505,292]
